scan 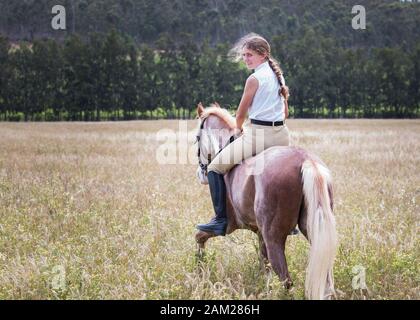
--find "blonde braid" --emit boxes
[268,56,289,100]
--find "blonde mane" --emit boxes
[201,105,236,129]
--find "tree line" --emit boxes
[0,30,419,121]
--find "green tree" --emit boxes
[196,40,218,107]
[138,44,157,118]
[214,43,247,110]
[8,44,36,121]
[408,44,420,117]
[63,35,91,120]
[0,36,10,120]
[175,34,201,118]
[121,43,139,120]
[374,48,412,117]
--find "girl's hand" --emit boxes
[233,127,243,138]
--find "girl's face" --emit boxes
[242,48,267,70]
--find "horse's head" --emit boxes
[195,102,236,184]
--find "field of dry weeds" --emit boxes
[0,119,418,299]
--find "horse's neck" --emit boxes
[205,116,233,151]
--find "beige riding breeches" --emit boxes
[207,119,290,174]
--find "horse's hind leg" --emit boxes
[264,235,292,288]
[298,197,308,240]
[257,231,269,270]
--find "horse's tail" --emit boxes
[301,159,338,300]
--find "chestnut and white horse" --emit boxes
[194,104,338,300]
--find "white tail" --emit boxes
[301,159,338,300]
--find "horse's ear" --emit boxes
[197,102,205,117]
[214,102,221,108]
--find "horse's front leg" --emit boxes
[195,230,216,261]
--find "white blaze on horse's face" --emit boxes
[196,124,218,185]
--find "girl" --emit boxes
[197,33,291,236]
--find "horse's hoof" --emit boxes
[284,279,293,290]
[195,230,215,244]
[262,262,272,273]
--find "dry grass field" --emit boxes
[0,119,418,300]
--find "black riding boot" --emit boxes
[196,171,228,236]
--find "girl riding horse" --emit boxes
[197,33,291,236]
[195,34,338,300]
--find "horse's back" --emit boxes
[239,145,309,184]
[226,146,310,230]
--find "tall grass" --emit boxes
[0,119,418,299]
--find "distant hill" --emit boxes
[1,1,419,120]
[1,0,419,49]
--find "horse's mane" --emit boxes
[201,105,236,129]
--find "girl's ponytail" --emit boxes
[268,56,289,100]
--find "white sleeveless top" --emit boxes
[249,61,286,122]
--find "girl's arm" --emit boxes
[235,75,259,130]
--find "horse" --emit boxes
[194,103,338,300]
